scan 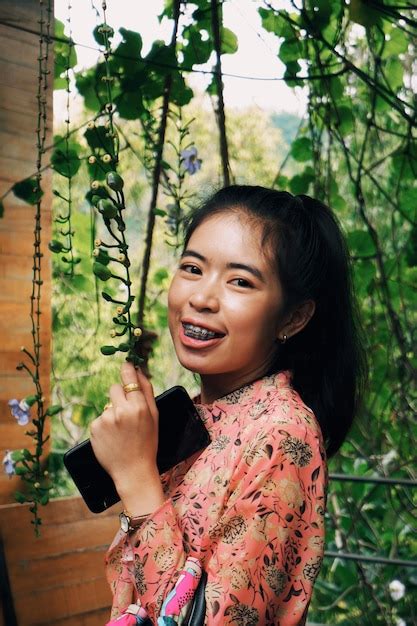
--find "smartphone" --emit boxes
[63,386,210,513]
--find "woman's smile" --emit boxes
[168,211,286,401]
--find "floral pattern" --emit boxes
[106,370,328,625]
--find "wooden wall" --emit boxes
[0,0,52,503]
[0,497,120,626]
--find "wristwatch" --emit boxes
[119,510,150,533]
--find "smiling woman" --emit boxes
[93,185,368,625]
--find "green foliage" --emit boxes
[54,18,77,89]
[12,178,43,205]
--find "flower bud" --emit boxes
[133,327,142,337]
[110,329,116,338]
[88,155,96,164]
[91,180,100,190]
[116,305,124,315]
[106,171,124,191]
[102,154,112,163]
[93,248,100,257]
[87,121,96,130]
[94,238,102,247]
[117,253,126,262]
[34,482,40,489]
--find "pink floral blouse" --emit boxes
[105,370,328,625]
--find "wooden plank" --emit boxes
[0,497,119,623]
[41,606,111,626]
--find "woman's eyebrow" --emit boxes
[181,249,205,262]
[181,250,264,282]
[228,262,265,282]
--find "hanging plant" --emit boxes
[2,0,62,533]
[87,3,142,366]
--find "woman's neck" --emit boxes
[199,360,275,404]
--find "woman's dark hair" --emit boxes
[183,185,368,458]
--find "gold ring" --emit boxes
[123,382,140,394]
[103,402,113,411]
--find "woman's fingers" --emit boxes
[120,361,142,402]
[136,367,158,420]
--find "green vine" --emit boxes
[89,2,142,366]
[7,0,63,533]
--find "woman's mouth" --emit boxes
[182,322,224,341]
[179,322,226,350]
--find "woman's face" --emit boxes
[168,211,286,397]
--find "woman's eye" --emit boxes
[179,263,201,275]
[231,278,253,288]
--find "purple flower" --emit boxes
[2,451,15,477]
[8,396,36,426]
[180,146,202,175]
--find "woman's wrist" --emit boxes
[115,465,166,517]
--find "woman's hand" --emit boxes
[90,361,165,513]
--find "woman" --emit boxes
[90,186,368,625]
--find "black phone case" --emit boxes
[63,386,210,513]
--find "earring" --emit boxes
[279,334,287,344]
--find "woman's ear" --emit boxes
[277,299,316,341]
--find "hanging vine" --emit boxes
[4,0,63,533]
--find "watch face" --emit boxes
[119,512,129,533]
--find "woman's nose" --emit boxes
[189,280,220,312]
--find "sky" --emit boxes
[54,0,307,119]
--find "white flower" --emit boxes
[389,579,405,601]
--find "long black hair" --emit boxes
[182,185,369,458]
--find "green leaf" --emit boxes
[13,178,43,205]
[290,137,312,162]
[114,90,145,120]
[45,405,63,416]
[399,187,417,221]
[14,491,28,504]
[118,342,130,352]
[51,147,81,178]
[335,106,355,135]
[289,167,315,194]
[279,39,302,64]
[384,58,404,91]
[117,28,143,59]
[391,143,417,181]
[181,26,212,67]
[221,28,238,55]
[97,199,118,219]
[54,18,78,88]
[347,229,376,257]
[258,8,293,39]
[49,240,64,253]
[84,125,114,153]
[93,262,112,281]
[15,466,29,475]
[153,267,169,285]
[170,72,194,107]
[93,23,114,46]
[381,27,408,58]
[349,0,382,28]
[94,248,110,266]
[100,345,117,355]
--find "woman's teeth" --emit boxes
[183,323,221,341]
